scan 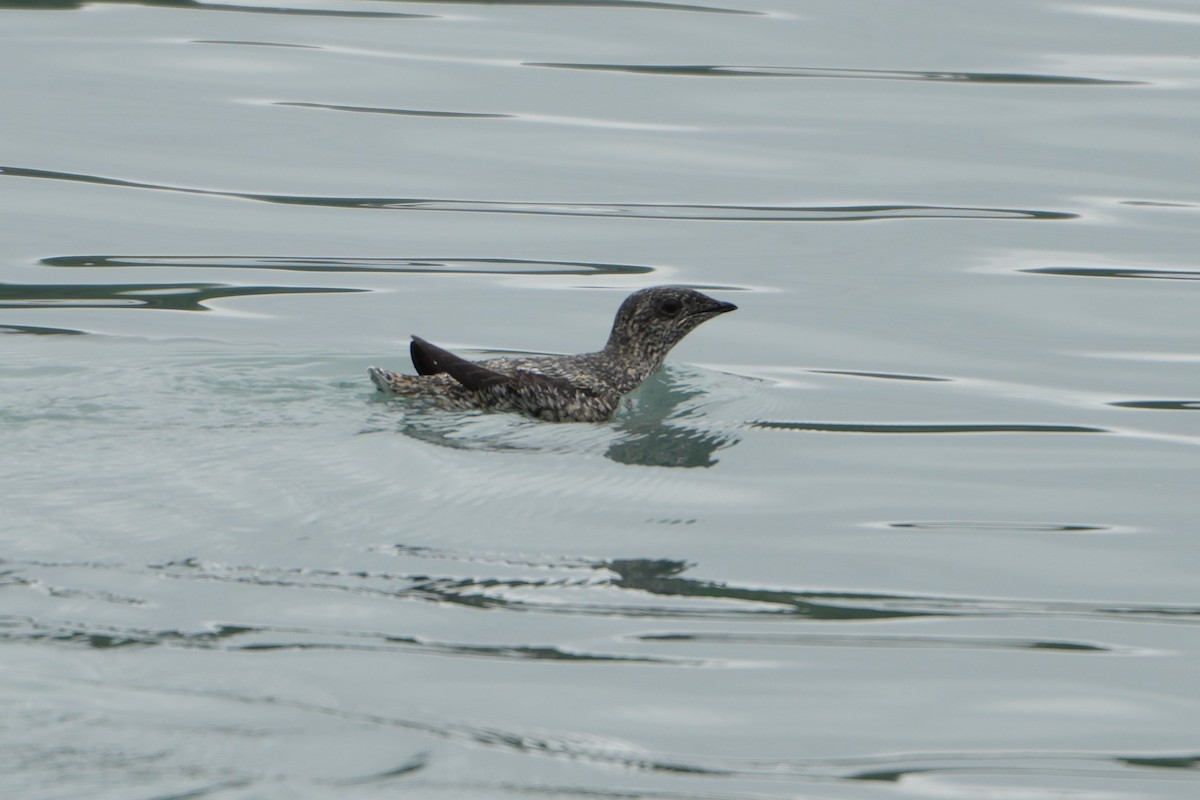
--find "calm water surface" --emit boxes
[2,0,1198,798]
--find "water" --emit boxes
[3,0,1198,797]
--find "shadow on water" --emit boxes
[0,0,430,17]
[42,254,655,277]
[527,62,1145,85]
[0,166,1078,222]
[0,281,362,311]
[383,368,740,468]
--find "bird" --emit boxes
[367,286,737,422]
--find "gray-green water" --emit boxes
[3,1,1199,798]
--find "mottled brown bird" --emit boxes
[368,286,736,422]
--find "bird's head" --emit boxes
[604,286,737,371]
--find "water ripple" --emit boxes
[0,323,85,335]
[45,673,1200,785]
[838,750,1200,784]
[125,553,1200,625]
[41,254,655,276]
[1109,400,1200,411]
[0,281,362,311]
[638,631,1132,654]
[0,165,1078,222]
[10,552,1200,691]
[192,39,324,49]
[5,617,685,664]
[274,100,700,131]
[334,754,428,786]
[810,369,951,382]
[528,62,1144,85]
[4,0,432,17]
[882,520,1117,534]
[380,0,757,14]
[752,421,1106,434]
[1023,266,1200,281]
[274,101,510,119]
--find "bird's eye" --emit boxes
[658,297,683,317]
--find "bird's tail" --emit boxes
[367,366,395,392]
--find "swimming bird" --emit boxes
[367,286,737,422]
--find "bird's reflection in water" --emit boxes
[386,367,740,468]
[606,370,739,467]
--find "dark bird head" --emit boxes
[603,286,737,378]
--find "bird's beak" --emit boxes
[708,300,738,315]
[686,296,737,319]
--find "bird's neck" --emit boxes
[601,332,669,393]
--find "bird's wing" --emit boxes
[411,336,604,397]
[410,336,510,389]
